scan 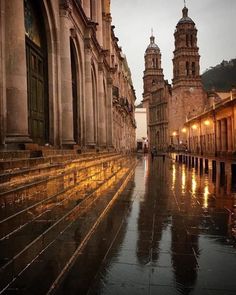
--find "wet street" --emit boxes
[55,155,236,295]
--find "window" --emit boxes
[186,61,189,76]
[192,62,196,76]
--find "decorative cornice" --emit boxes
[84,37,92,50]
[59,0,72,16]
[70,27,76,39]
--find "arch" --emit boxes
[192,62,196,76]
[24,0,49,144]
[103,77,108,145]
[91,61,98,143]
[186,61,189,76]
[27,0,59,145]
[70,37,81,144]
[69,34,84,145]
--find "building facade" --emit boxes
[185,89,236,156]
[0,0,136,152]
[143,5,207,152]
[170,5,206,147]
[142,35,171,150]
[135,103,148,152]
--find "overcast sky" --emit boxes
[111,0,236,104]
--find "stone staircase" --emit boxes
[0,150,136,294]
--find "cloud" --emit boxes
[111,0,236,103]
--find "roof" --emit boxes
[177,7,195,25]
[135,102,143,108]
[145,36,160,53]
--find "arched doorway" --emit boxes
[91,66,97,144]
[70,39,80,144]
[24,0,48,144]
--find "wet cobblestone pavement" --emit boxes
[56,155,236,295]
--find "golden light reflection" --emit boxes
[203,185,209,208]
[144,156,149,180]
[172,164,176,190]
[181,166,186,193]
[204,120,210,126]
[191,173,197,196]
[192,124,197,130]
[182,128,187,133]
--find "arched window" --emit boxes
[70,38,80,143]
[192,62,196,76]
[186,34,189,47]
[190,35,194,47]
[24,0,49,144]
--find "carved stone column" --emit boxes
[5,0,31,144]
[83,0,91,19]
[216,120,221,152]
[60,1,75,145]
[97,63,106,147]
[227,117,233,152]
[96,0,103,46]
[106,76,113,148]
[221,118,227,152]
[84,38,95,147]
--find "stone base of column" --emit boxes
[4,135,32,149]
[5,135,32,144]
[86,144,96,149]
[62,140,76,149]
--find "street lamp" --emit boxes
[172,131,179,152]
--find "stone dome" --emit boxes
[145,36,160,53]
[177,7,195,25]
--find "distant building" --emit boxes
[143,5,210,153]
[0,0,136,152]
[142,34,171,151]
[135,103,148,152]
[185,88,236,156]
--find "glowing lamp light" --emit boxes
[172,131,177,136]
[182,128,187,133]
[204,120,210,126]
[192,124,197,130]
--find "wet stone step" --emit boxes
[0,158,135,292]
[2,163,134,294]
[0,163,121,254]
[0,153,119,192]
[0,155,123,222]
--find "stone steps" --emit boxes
[0,152,118,191]
[0,155,135,293]
[0,154,121,223]
[0,150,114,173]
[0,154,123,238]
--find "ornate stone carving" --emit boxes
[59,0,72,17]
[70,27,77,39]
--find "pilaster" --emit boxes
[5,0,31,145]
[59,1,75,146]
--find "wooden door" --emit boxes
[26,38,48,144]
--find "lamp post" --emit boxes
[172,131,179,152]
[181,127,188,152]
[191,124,198,154]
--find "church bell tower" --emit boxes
[143,34,164,94]
[169,4,206,145]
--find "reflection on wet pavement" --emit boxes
[56,155,236,295]
[1,155,236,294]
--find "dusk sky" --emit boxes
[111,0,236,104]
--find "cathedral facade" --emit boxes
[143,5,206,151]
[0,0,136,152]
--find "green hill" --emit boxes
[201,59,236,91]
